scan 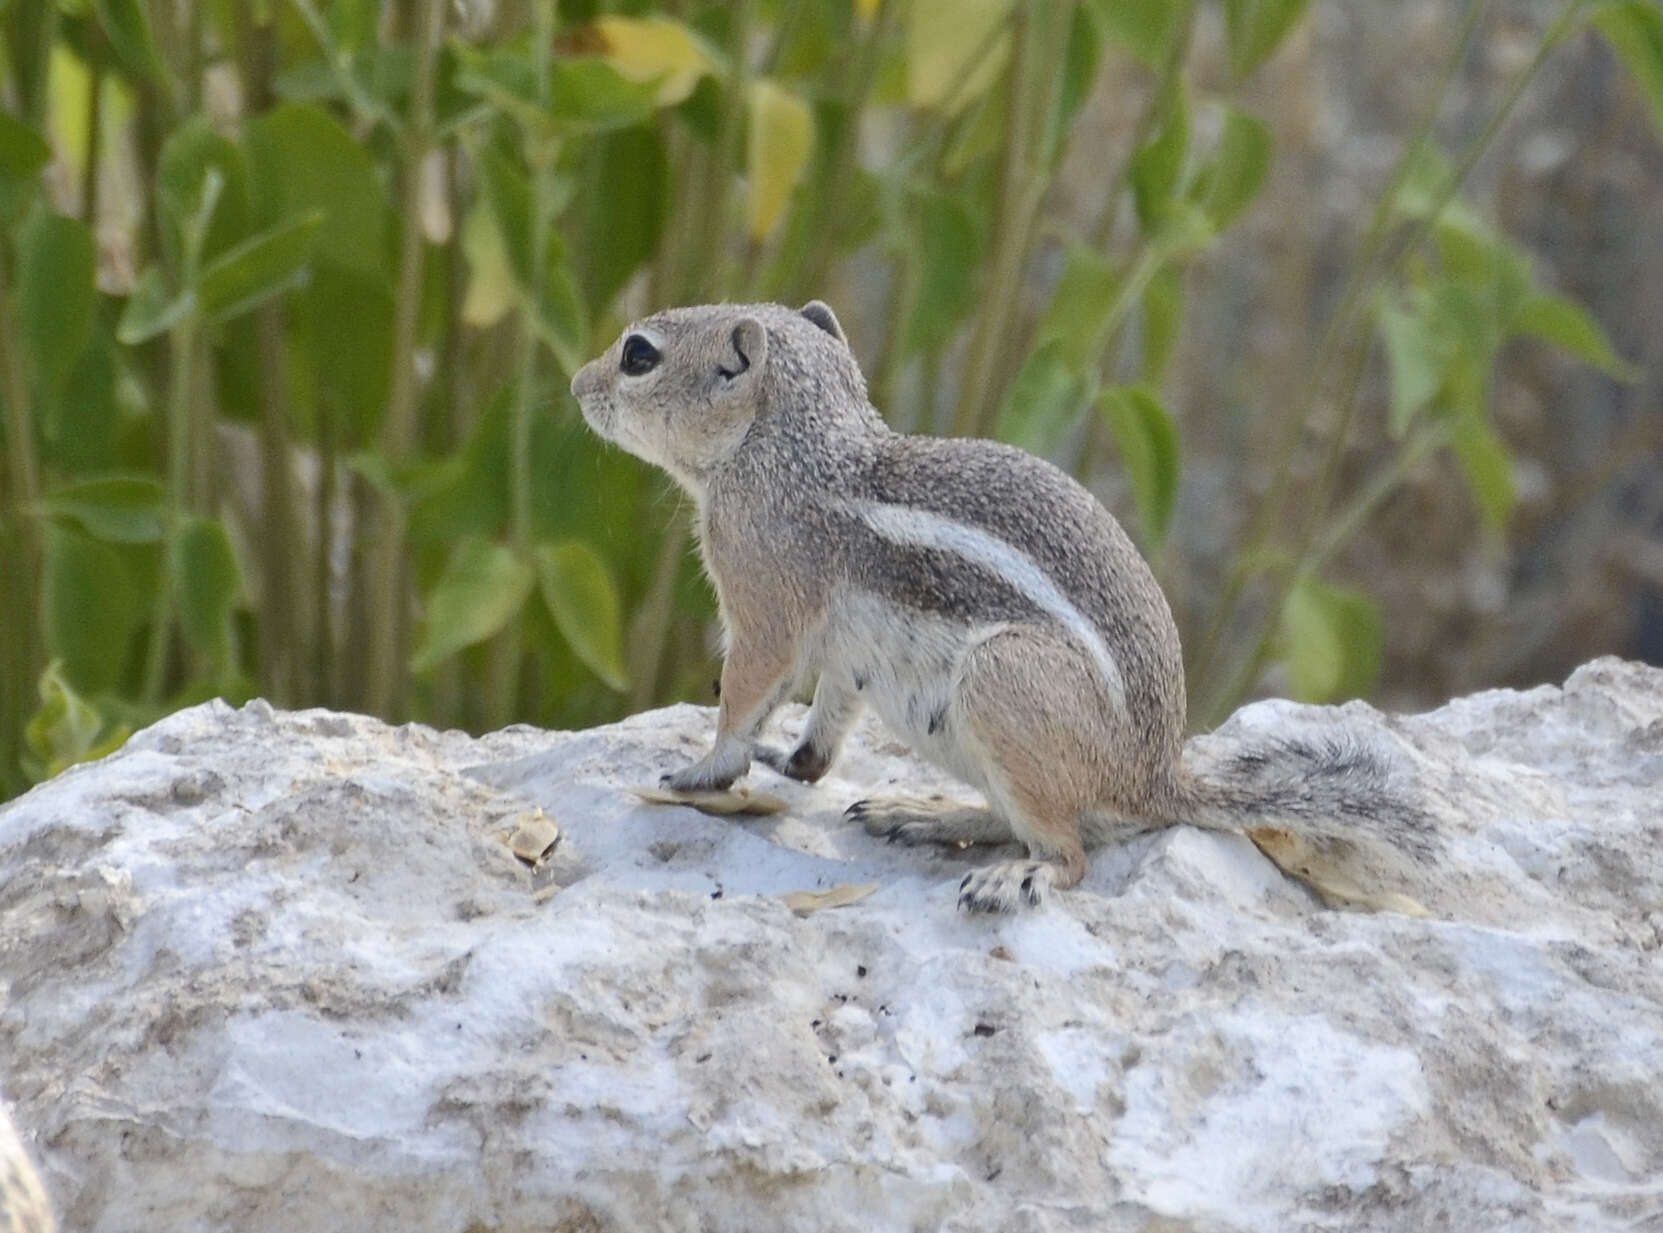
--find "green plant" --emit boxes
[0,0,1656,801]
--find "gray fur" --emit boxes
[572,301,1435,913]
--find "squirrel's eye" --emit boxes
[620,334,660,377]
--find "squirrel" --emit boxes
[570,301,1436,914]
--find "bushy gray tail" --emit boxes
[1169,730,1440,868]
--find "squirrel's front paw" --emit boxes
[661,762,739,793]
[662,736,751,793]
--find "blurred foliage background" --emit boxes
[0,0,1659,799]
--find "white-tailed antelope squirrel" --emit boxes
[571,301,1434,913]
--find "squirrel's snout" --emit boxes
[570,358,606,406]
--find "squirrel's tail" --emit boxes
[1163,730,1438,914]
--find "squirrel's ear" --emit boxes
[799,300,845,344]
[719,318,768,385]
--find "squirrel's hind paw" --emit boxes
[958,861,1054,913]
[752,741,831,783]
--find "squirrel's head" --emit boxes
[571,300,869,497]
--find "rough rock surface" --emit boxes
[2,658,1661,1232]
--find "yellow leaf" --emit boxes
[632,785,790,816]
[592,15,716,107]
[906,0,1014,113]
[460,203,514,328]
[747,79,814,242]
[854,0,883,25]
[780,883,879,916]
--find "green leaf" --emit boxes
[747,79,815,241]
[454,46,663,132]
[157,118,250,267]
[1190,106,1272,229]
[17,207,96,396]
[549,59,664,130]
[1279,577,1384,703]
[246,103,392,279]
[476,143,540,291]
[1130,80,1189,232]
[1433,213,1533,326]
[1448,415,1516,531]
[37,476,166,543]
[452,46,547,129]
[24,660,130,782]
[994,340,1095,456]
[174,517,242,672]
[905,190,983,355]
[536,541,629,692]
[1035,243,1121,369]
[1509,293,1638,381]
[1100,385,1181,549]
[1086,0,1186,69]
[94,0,173,88]
[410,537,535,674]
[42,330,121,471]
[1425,280,1494,356]
[527,258,589,377]
[577,126,667,312]
[1378,297,1452,438]
[0,110,51,184]
[1595,1,1663,138]
[471,145,589,372]
[1150,199,1215,262]
[907,0,1014,113]
[410,392,512,543]
[1222,0,1311,82]
[116,267,195,345]
[40,522,140,694]
[1141,264,1184,383]
[195,212,323,324]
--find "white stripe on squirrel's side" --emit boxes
[845,500,1128,713]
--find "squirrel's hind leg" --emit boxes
[948,626,1108,912]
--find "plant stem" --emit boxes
[364,0,444,721]
[672,0,752,301]
[143,312,197,701]
[0,258,43,790]
[783,0,896,301]
[232,0,305,704]
[629,514,689,714]
[287,0,405,138]
[1089,0,1196,254]
[514,4,555,553]
[952,1,1074,438]
[1200,425,1447,726]
[81,42,104,228]
[1186,0,1488,694]
[0,273,40,537]
[1195,0,1585,723]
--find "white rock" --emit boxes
[2,659,1662,1231]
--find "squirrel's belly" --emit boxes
[816,590,987,786]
